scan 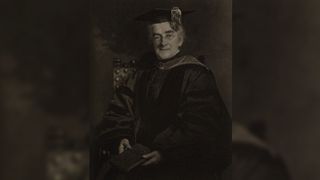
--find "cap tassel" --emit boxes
[171,7,182,25]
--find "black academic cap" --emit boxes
[134,7,194,24]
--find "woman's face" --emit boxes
[150,22,184,60]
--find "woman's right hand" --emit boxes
[118,138,132,154]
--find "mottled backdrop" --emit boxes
[1,0,320,180]
[1,0,91,179]
[234,0,320,180]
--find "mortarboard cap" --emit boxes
[134,7,194,24]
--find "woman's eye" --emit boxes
[153,35,160,40]
[166,34,173,39]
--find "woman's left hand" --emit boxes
[141,151,162,166]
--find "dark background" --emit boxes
[0,0,319,180]
[234,1,320,180]
[0,0,91,179]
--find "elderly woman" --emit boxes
[93,7,231,180]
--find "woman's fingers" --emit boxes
[123,140,132,149]
[118,144,124,154]
[118,138,131,154]
[142,151,157,159]
[142,156,158,166]
[141,151,161,166]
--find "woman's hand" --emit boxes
[118,138,132,154]
[141,151,162,166]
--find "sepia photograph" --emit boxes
[1,0,320,180]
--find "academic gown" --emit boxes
[93,52,231,180]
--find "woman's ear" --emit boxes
[178,31,184,47]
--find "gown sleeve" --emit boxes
[152,66,231,168]
[94,72,138,153]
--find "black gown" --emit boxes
[93,52,231,180]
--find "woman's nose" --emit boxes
[160,37,168,46]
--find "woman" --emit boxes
[93,7,231,180]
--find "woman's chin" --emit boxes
[156,51,177,60]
